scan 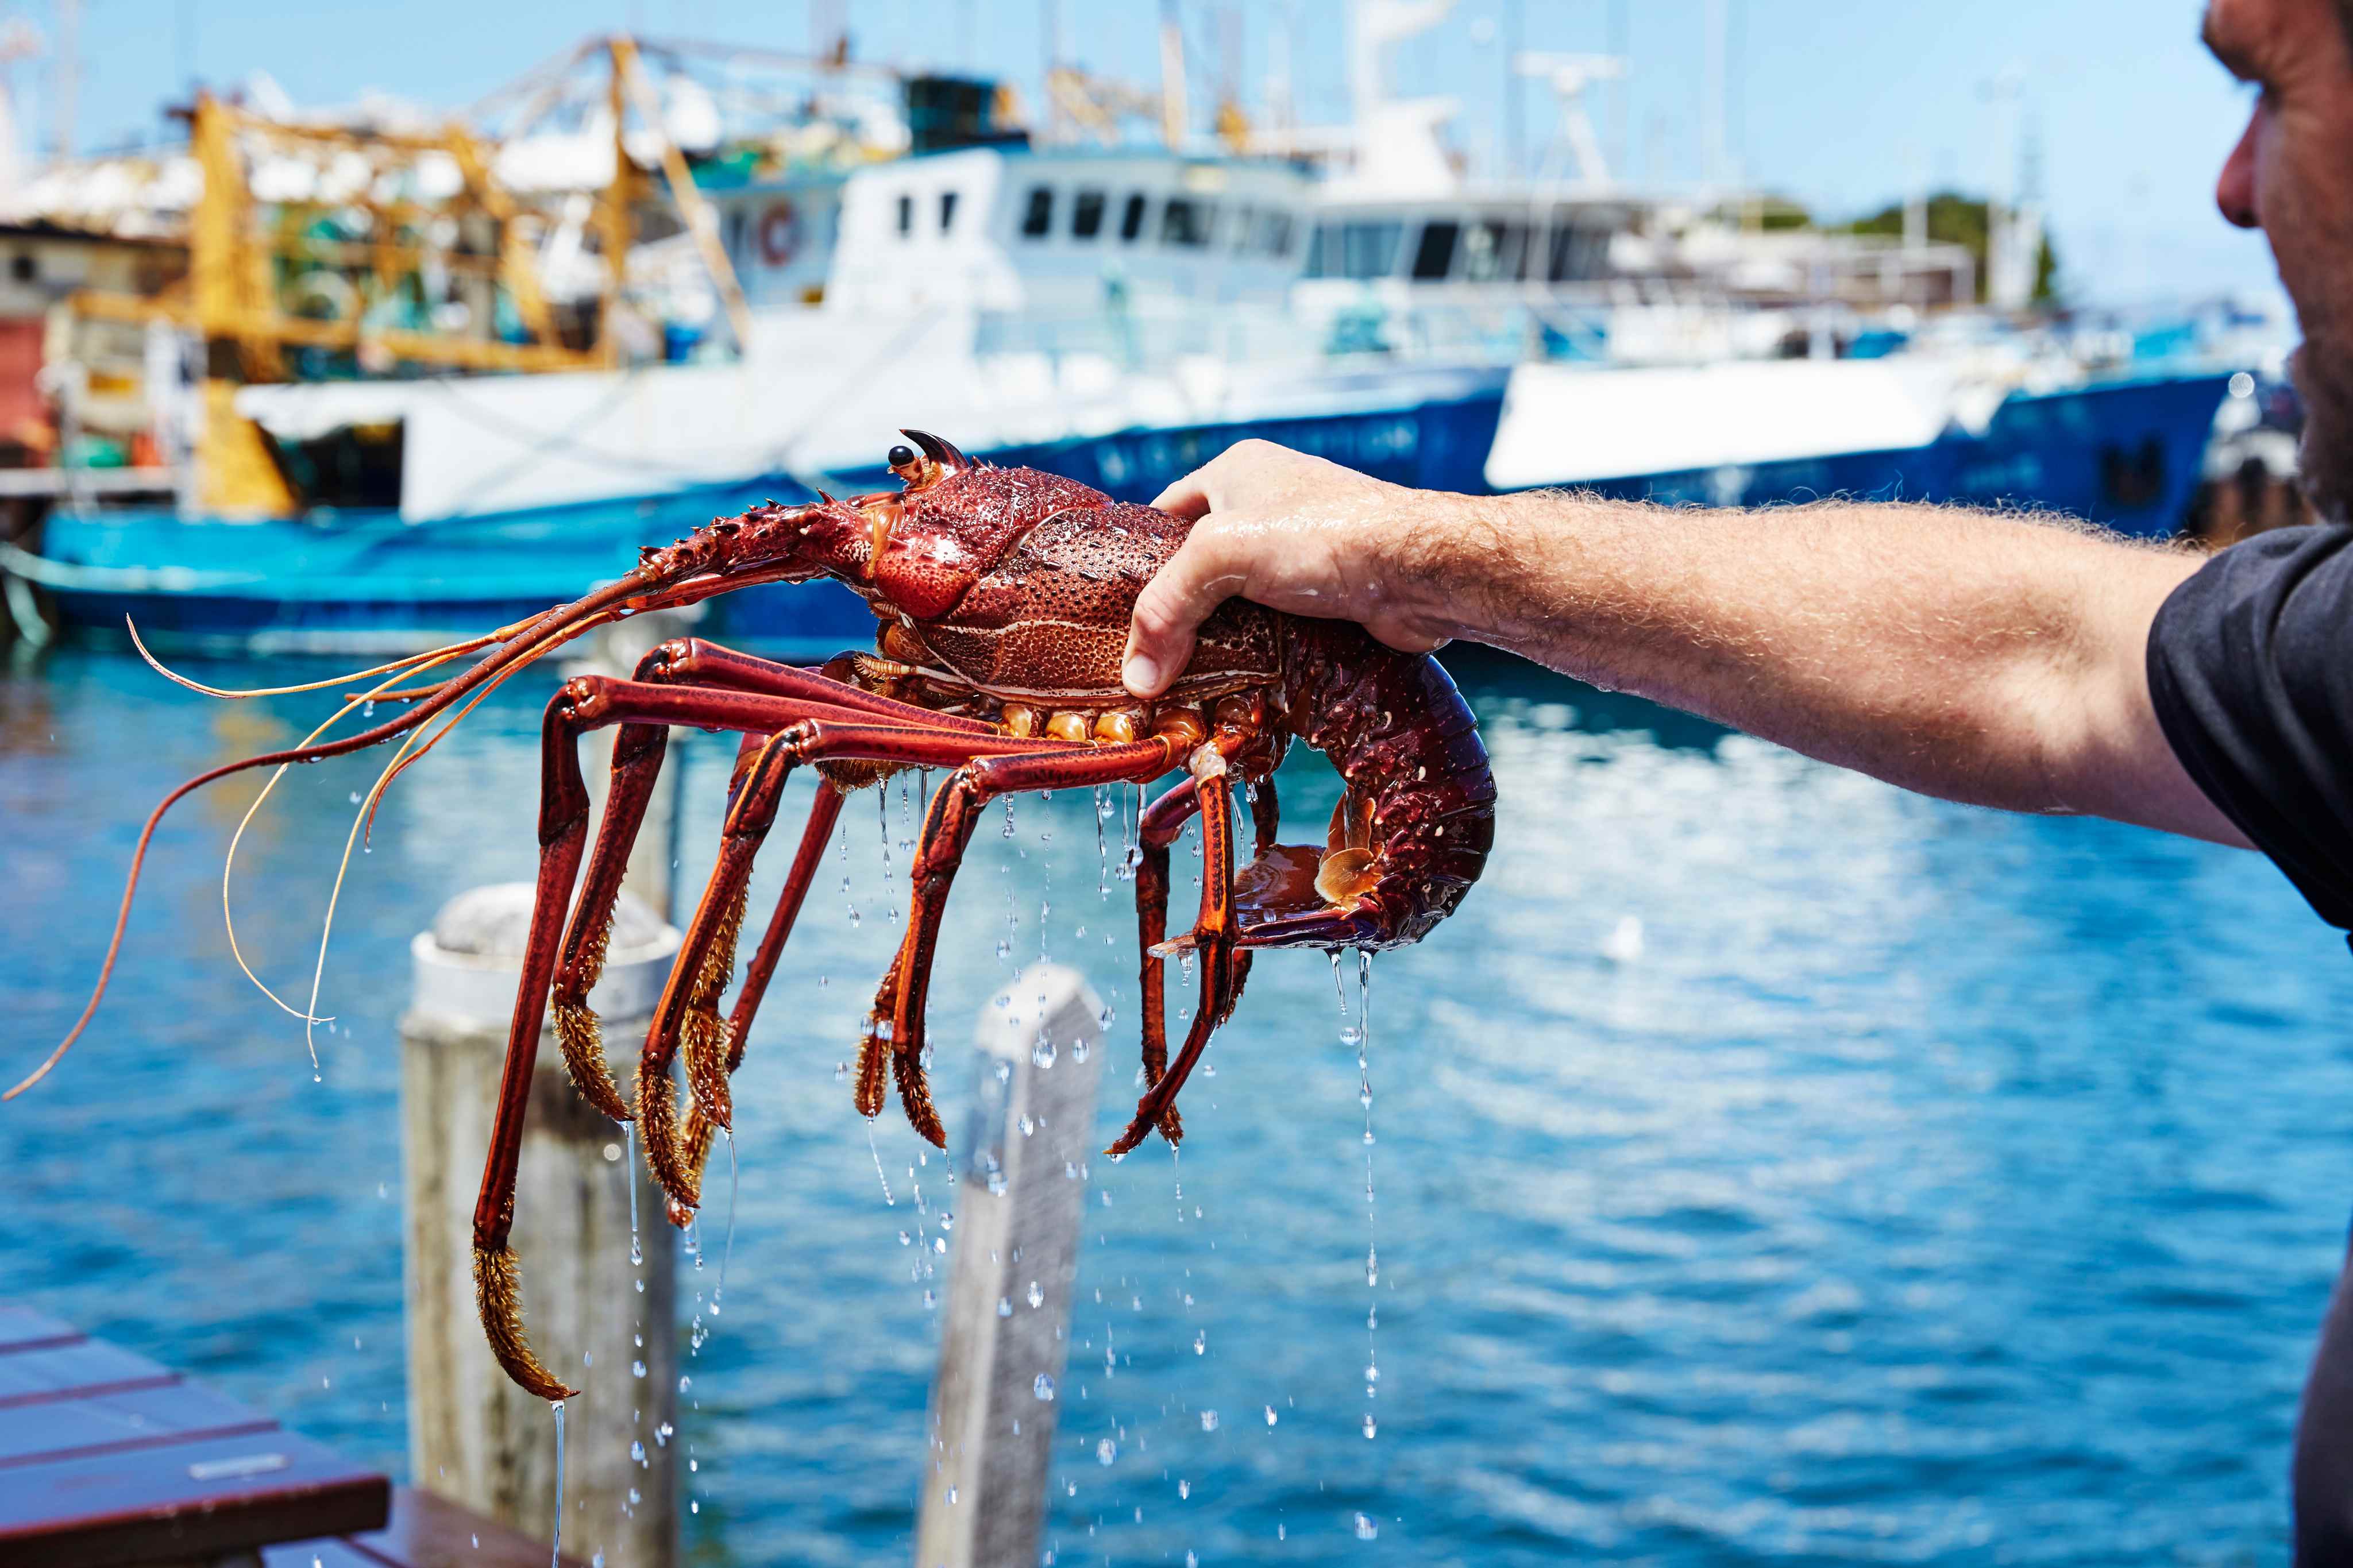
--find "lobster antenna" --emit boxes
[4,573,657,1101]
[221,642,481,1026]
[130,617,497,700]
[301,643,548,1067]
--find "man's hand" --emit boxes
[1121,441,1479,697]
[1117,440,2242,845]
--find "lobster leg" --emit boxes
[550,640,984,1121]
[1133,779,1203,1144]
[547,716,670,1121]
[658,777,851,1226]
[469,689,607,1401]
[473,679,1024,1398]
[1127,770,1276,1147]
[633,709,1090,1212]
[865,739,1183,1144]
[1109,757,1240,1156]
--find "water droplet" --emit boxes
[997,1297,1013,1318]
[1032,1038,1056,1068]
[1365,1363,1380,1384]
[1033,1373,1056,1401]
[898,1230,911,1246]
[678,1375,692,1394]
[932,1235,947,1254]
[1355,1512,1379,1539]
[632,1360,646,1378]
[1193,1331,1206,1355]
[1027,1280,1044,1308]
[1264,1405,1278,1427]
[630,1439,646,1461]
[1199,1409,1219,1432]
[1179,1478,1192,1500]
[1096,1438,1118,1466]
[1362,1415,1378,1439]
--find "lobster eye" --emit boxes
[887,443,917,473]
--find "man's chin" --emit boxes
[2292,345,2353,523]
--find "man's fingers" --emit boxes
[1152,441,1264,517]
[1150,469,1214,520]
[1123,531,1247,698]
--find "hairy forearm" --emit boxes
[1415,491,2214,826]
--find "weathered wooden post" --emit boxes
[915,963,1108,1568]
[404,883,682,1568]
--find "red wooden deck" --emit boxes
[0,1304,571,1567]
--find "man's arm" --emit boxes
[1120,440,2248,847]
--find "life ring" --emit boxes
[757,202,797,267]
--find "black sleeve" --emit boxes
[2147,524,2353,930]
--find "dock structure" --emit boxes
[0,1303,569,1567]
[403,882,684,1568]
[917,963,1109,1568]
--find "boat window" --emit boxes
[897,194,913,237]
[1461,221,1508,282]
[1072,188,1106,239]
[1409,220,1457,280]
[939,190,959,233]
[1161,196,1211,247]
[1020,186,1055,238]
[1546,223,1606,281]
[1259,211,1294,256]
[1502,222,1530,279]
[1120,192,1148,241]
[1305,223,1334,276]
[1229,204,1254,252]
[1329,221,1401,279]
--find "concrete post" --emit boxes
[915,964,1108,1568]
[403,882,683,1568]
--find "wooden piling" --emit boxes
[403,883,682,1568]
[915,963,1109,1568]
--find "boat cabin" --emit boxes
[712,148,1316,318]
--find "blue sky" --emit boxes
[39,0,2277,304]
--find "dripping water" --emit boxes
[877,786,899,926]
[625,1122,642,1269]
[1000,797,1020,961]
[839,813,859,927]
[865,1118,896,1206]
[712,1130,738,1316]
[1094,784,1112,897]
[549,1400,566,1568]
[1334,949,1380,1442]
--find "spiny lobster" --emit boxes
[13,430,1495,1402]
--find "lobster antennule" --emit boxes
[3,570,658,1102]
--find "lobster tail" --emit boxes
[1257,624,1496,949]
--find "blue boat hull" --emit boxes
[19,387,1509,658]
[1564,372,2230,537]
[13,369,2227,657]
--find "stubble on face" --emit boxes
[2294,338,2353,524]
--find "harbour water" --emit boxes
[8,639,2353,1563]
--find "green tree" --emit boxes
[1845,191,2059,303]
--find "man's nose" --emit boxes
[2216,107,2262,229]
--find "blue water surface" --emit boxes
[6,642,2353,1566]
